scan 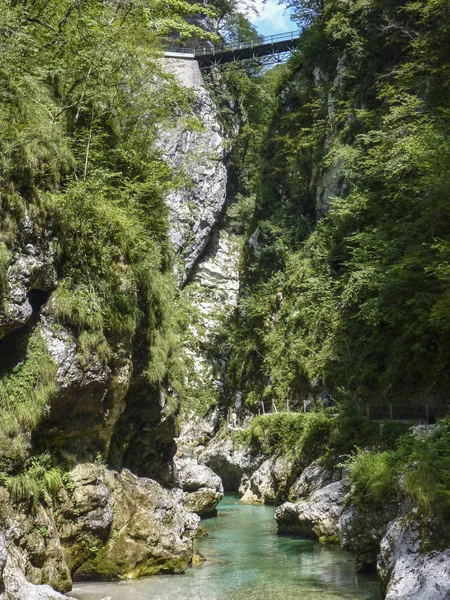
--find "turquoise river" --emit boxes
[69,494,382,600]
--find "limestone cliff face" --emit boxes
[182,227,240,399]
[0,211,56,340]
[159,58,228,283]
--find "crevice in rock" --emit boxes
[0,289,50,376]
[27,288,50,313]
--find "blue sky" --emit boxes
[245,0,296,37]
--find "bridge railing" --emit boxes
[197,30,300,56]
[165,30,301,59]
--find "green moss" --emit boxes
[0,331,57,470]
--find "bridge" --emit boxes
[164,30,302,70]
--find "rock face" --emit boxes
[378,517,450,600]
[275,462,344,542]
[177,411,220,449]
[0,463,200,596]
[276,481,345,543]
[338,502,395,572]
[0,213,56,341]
[275,461,395,570]
[69,467,199,580]
[239,456,293,505]
[199,435,262,492]
[175,456,224,516]
[32,315,132,470]
[0,53,229,599]
[0,544,70,600]
[180,227,241,422]
[160,58,227,283]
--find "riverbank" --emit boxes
[69,494,381,600]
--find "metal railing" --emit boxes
[165,30,301,59]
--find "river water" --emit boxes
[69,494,382,600]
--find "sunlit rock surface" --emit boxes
[379,517,450,600]
[176,456,223,516]
[159,58,227,283]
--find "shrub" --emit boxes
[347,450,397,505]
[5,452,63,513]
[237,411,334,462]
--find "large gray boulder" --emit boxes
[288,459,339,500]
[275,461,344,541]
[378,517,450,599]
[240,455,293,505]
[276,480,345,542]
[176,457,223,516]
[58,464,200,581]
[177,411,220,449]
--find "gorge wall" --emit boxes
[0,29,230,596]
[174,2,450,599]
[2,1,450,599]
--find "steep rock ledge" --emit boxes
[159,58,228,283]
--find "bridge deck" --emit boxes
[165,30,301,69]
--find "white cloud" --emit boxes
[253,0,292,33]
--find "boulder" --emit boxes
[176,458,223,516]
[0,545,70,600]
[240,456,293,505]
[0,500,71,594]
[378,517,450,599]
[69,468,199,581]
[288,459,339,500]
[275,480,345,543]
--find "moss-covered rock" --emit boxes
[61,466,199,581]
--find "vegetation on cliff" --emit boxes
[227,0,450,419]
[218,0,450,545]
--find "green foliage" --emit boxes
[0,332,57,471]
[39,526,48,538]
[0,0,229,417]
[346,421,450,546]
[0,242,8,304]
[5,452,63,514]
[225,0,450,418]
[346,450,396,505]
[236,412,334,463]
[235,409,411,469]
